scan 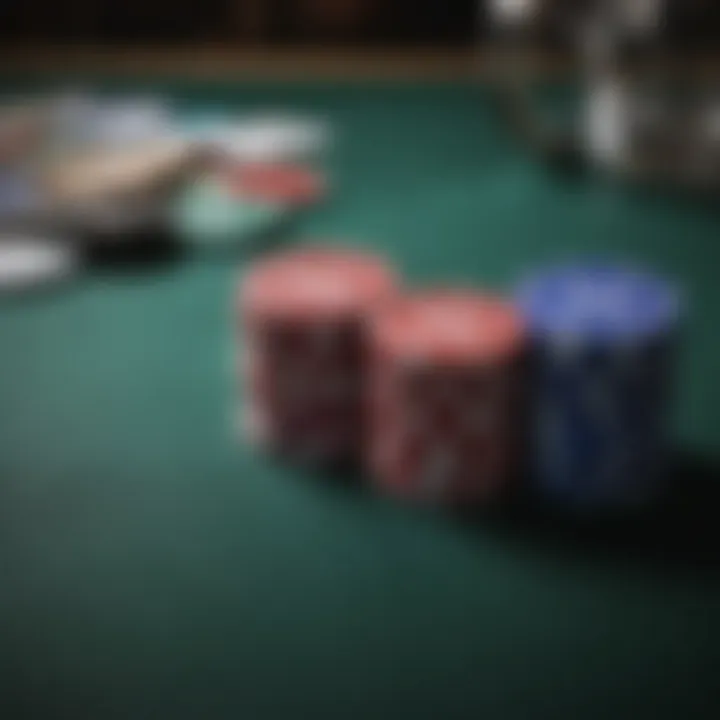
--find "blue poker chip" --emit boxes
[516,262,682,344]
[515,261,683,510]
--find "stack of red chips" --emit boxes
[239,247,398,465]
[238,249,525,504]
[367,292,525,503]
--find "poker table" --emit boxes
[1,79,720,719]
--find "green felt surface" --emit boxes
[1,82,720,720]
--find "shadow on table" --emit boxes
[456,449,720,584]
[69,198,309,280]
[82,223,188,271]
[81,222,294,273]
[625,179,720,217]
[268,449,370,497]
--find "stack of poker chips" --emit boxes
[517,264,681,509]
[237,248,682,511]
[239,247,398,465]
[368,292,525,503]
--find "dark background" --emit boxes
[0,0,481,45]
[2,1,720,49]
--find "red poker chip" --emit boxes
[240,247,398,323]
[370,291,525,366]
[223,162,326,206]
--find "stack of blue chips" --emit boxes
[516,263,683,509]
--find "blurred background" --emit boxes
[2,0,481,46]
[1,0,720,48]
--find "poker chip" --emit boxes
[0,235,77,293]
[516,263,681,343]
[371,292,525,366]
[241,247,397,322]
[367,291,526,504]
[238,247,398,465]
[223,162,326,208]
[516,262,682,508]
[172,177,288,249]
[207,115,331,164]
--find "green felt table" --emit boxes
[1,81,720,719]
